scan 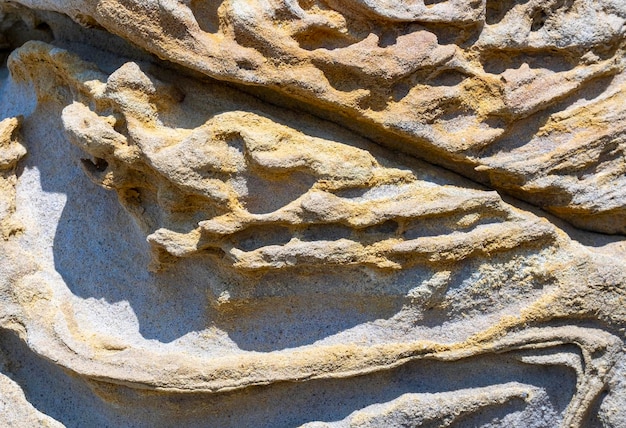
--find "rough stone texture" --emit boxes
[0,2,625,427]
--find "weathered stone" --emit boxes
[0,2,625,427]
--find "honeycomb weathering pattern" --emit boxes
[0,1,625,427]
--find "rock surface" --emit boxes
[0,1,625,427]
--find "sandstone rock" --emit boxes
[0,2,625,427]
[5,0,626,233]
[0,116,26,239]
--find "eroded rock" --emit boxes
[0,2,625,427]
